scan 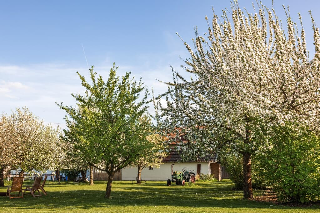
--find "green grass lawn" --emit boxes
[0,180,319,212]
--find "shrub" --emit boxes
[198,173,215,182]
[256,123,320,203]
[62,169,79,181]
[219,152,244,190]
[220,152,266,190]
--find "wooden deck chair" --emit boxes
[39,175,47,195]
[25,177,46,197]
[6,177,24,199]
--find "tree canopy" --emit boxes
[59,64,153,198]
[156,1,320,199]
[0,107,62,186]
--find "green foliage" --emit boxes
[58,64,152,198]
[220,150,266,190]
[256,123,320,203]
[198,173,215,182]
[62,169,80,182]
[60,126,90,177]
[136,129,168,183]
[220,153,244,190]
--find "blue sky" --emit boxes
[1,0,320,128]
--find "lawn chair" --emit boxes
[40,175,47,195]
[25,176,46,197]
[6,177,24,199]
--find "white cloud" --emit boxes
[0,64,83,124]
[0,62,176,128]
[0,65,26,75]
[5,81,29,90]
[0,87,10,93]
[0,81,30,98]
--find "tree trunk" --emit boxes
[0,167,4,187]
[55,169,61,183]
[105,172,114,199]
[136,164,142,184]
[90,166,94,185]
[243,152,253,199]
[80,170,87,182]
[243,118,253,199]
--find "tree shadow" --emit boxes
[0,182,318,211]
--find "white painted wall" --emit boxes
[8,169,56,181]
[122,162,210,181]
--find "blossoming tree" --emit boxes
[158,1,320,199]
[0,108,63,186]
[0,113,21,186]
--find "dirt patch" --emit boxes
[254,190,320,207]
[254,190,278,204]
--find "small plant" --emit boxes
[198,173,215,182]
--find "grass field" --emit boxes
[0,180,319,212]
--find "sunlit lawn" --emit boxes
[0,180,319,212]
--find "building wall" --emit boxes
[122,162,210,181]
[8,169,56,181]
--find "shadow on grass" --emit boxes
[0,181,318,210]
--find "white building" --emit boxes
[122,162,211,181]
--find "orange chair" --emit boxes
[6,177,24,198]
[25,176,46,197]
